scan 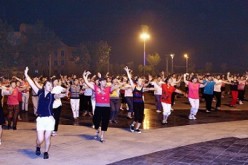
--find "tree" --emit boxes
[146,53,161,75]
[87,41,111,73]
[72,43,91,70]
[0,19,14,68]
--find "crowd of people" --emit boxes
[0,67,248,159]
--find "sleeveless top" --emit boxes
[133,87,144,103]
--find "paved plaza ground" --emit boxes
[1,93,248,165]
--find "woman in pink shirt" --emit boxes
[83,71,118,143]
[184,74,206,120]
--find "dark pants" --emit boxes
[93,106,110,131]
[133,102,144,123]
[204,94,213,111]
[7,105,19,127]
[79,94,84,111]
[154,95,162,111]
[238,90,245,101]
[171,92,176,106]
[214,91,221,108]
[53,106,62,132]
[83,95,92,113]
[125,97,133,113]
[110,98,120,121]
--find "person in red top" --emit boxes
[82,71,119,142]
[160,77,185,124]
[4,81,21,130]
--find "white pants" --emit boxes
[32,96,39,115]
[22,92,30,111]
[70,99,80,118]
[161,102,171,116]
[188,98,199,116]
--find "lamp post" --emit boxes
[184,54,189,73]
[170,54,175,73]
[140,32,150,75]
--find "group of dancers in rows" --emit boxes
[0,67,247,159]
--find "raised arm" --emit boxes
[24,67,39,94]
[183,73,189,86]
[82,71,95,90]
[124,66,135,90]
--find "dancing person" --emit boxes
[124,66,152,133]
[227,72,239,107]
[69,79,81,125]
[213,75,223,110]
[184,73,206,120]
[24,67,66,159]
[51,78,67,136]
[82,71,118,142]
[203,75,216,113]
[0,84,5,145]
[238,76,247,105]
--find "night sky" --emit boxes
[1,0,248,72]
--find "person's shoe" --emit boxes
[130,124,135,132]
[170,108,174,111]
[188,115,193,120]
[35,147,41,156]
[7,125,11,130]
[134,129,141,133]
[162,119,167,124]
[99,137,104,143]
[109,120,113,124]
[126,115,132,119]
[156,110,162,113]
[52,131,57,136]
[82,111,88,117]
[12,126,17,130]
[206,110,210,113]
[88,112,93,117]
[192,115,197,120]
[43,152,49,159]
[94,131,99,139]
[239,101,243,105]
[18,116,22,121]
[112,120,118,124]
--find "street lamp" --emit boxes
[140,32,150,75]
[170,54,175,73]
[184,54,189,73]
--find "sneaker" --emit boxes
[112,120,118,124]
[162,119,167,124]
[82,111,88,117]
[188,115,193,120]
[170,108,174,111]
[126,116,132,119]
[99,137,104,143]
[130,124,135,132]
[94,131,99,139]
[35,147,41,156]
[206,110,210,113]
[192,115,197,120]
[43,152,49,159]
[13,126,17,130]
[52,131,57,136]
[156,110,162,113]
[239,101,243,105]
[134,129,142,133]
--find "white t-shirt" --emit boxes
[51,86,64,108]
[124,84,133,97]
[214,80,222,92]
